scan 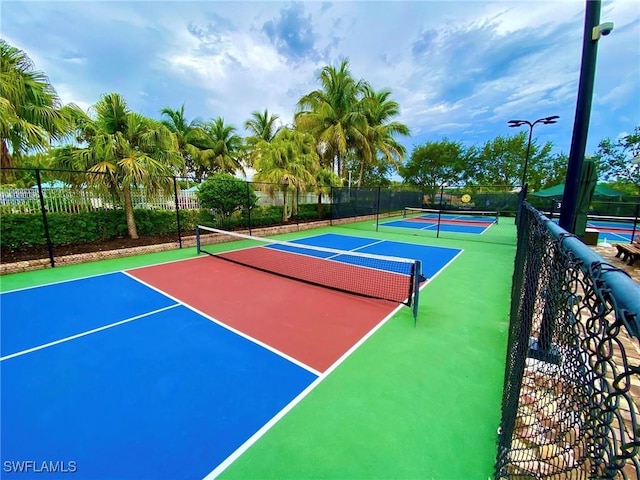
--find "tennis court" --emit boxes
[586,216,638,243]
[380,208,498,235]
[1,231,464,479]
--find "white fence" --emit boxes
[0,187,330,214]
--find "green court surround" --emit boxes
[0,220,516,479]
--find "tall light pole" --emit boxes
[559,0,613,232]
[508,115,560,191]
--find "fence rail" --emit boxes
[495,202,640,479]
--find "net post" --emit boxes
[246,181,252,235]
[412,260,422,326]
[196,225,201,254]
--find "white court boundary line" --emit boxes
[0,255,205,295]
[0,304,180,362]
[122,272,321,377]
[202,245,464,479]
[202,299,405,480]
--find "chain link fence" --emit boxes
[495,202,640,479]
[0,167,332,266]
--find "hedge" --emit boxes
[0,204,330,249]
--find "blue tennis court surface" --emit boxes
[1,233,461,479]
[586,219,637,243]
[380,212,496,235]
[271,233,460,278]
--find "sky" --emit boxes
[2,0,639,178]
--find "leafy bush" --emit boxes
[196,174,257,220]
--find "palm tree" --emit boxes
[244,109,282,143]
[358,85,409,186]
[198,117,243,179]
[53,93,182,239]
[160,104,207,179]
[253,129,319,221]
[313,167,342,214]
[0,40,76,173]
[295,59,368,178]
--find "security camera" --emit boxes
[592,22,614,40]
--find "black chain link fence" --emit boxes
[495,202,640,479]
[1,167,331,266]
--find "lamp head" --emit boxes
[541,115,560,124]
[508,120,526,127]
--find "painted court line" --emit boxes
[0,255,203,295]
[0,304,180,362]
[122,271,321,377]
[203,246,454,479]
[203,294,408,480]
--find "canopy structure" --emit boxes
[531,183,624,199]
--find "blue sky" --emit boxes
[2,0,639,174]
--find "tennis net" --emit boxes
[402,207,499,224]
[196,225,423,316]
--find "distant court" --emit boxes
[380,208,498,235]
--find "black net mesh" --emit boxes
[196,225,419,306]
[495,202,640,479]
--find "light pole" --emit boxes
[559,0,613,232]
[507,115,560,191]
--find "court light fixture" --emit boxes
[508,115,560,187]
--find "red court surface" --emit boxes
[129,256,398,372]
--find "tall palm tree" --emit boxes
[244,109,281,143]
[358,85,409,186]
[295,59,368,178]
[253,129,319,221]
[198,117,243,179]
[0,40,76,172]
[160,104,207,178]
[53,93,182,239]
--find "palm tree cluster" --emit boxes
[296,59,409,186]
[1,41,411,233]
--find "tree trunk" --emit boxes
[0,140,14,183]
[358,161,365,187]
[291,187,298,217]
[122,184,139,239]
[281,187,289,221]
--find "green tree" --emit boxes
[253,129,319,221]
[160,104,208,178]
[313,167,342,214]
[0,40,77,172]
[198,117,243,180]
[196,172,257,225]
[244,109,281,143]
[474,132,553,189]
[400,139,476,199]
[593,126,640,192]
[53,93,182,239]
[357,85,409,186]
[296,58,367,177]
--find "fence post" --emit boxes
[436,184,444,238]
[631,202,639,243]
[35,169,55,268]
[172,176,182,248]
[375,187,381,231]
